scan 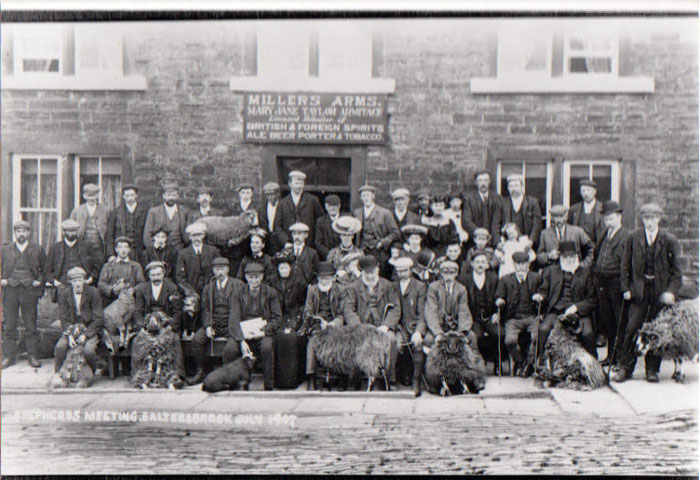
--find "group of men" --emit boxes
[0,168,683,393]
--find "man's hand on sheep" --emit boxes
[564,305,578,316]
[491,313,500,324]
[532,293,544,304]
[205,326,214,339]
[660,292,676,305]
[495,298,505,308]
[411,331,423,347]
[240,340,253,358]
[68,335,77,349]
[376,325,390,334]
[623,290,632,301]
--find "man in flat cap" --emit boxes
[98,236,146,305]
[55,267,104,374]
[236,228,276,282]
[230,183,259,221]
[568,179,606,246]
[186,186,221,226]
[500,174,543,250]
[343,255,401,384]
[1,220,47,368]
[70,183,111,266]
[326,216,364,279]
[314,194,343,260]
[106,184,149,263]
[594,201,630,367]
[537,204,594,269]
[257,181,285,255]
[175,222,220,298]
[391,256,428,396]
[495,250,543,377]
[354,184,400,273]
[288,222,320,286]
[275,170,325,248]
[411,188,432,218]
[462,170,501,247]
[47,219,101,298]
[391,188,420,242]
[139,226,178,282]
[187,257,247,384]
[538,241,597,359]
[143,181,189,251]
[615,203,682,383]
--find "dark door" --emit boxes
[276,156,353,213]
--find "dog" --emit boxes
[637,298,699,383]
[130,312,184,390]
[103,281,136,350]
[201,352,256,392]
[424,331,486,396]
[181,294,200,338]
[48,324,94,390]
[537,313,606,390]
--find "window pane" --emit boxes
[524,163,547,215]
[40,158,58,208]
[592,165,613,202]
[316,158,351,186]
[22,59,59,72]
[569,57,612,74]
[80,156,100,175]
[102,157,122,175]
[23,211,57,248]
[101,175,122,210]
[20,158,38,208]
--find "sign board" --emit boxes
[243,92,388,144]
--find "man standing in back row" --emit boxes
[275,171,325,248]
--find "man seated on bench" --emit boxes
[187,257,246,385]
[133,261,185,380]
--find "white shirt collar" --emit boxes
[394,208,406,221]
[510,195,524,211]
[294,243,305,256]
[125,202,137,214]
[583,200,596,214]
[15,241,28,252]
[86,204,97,216]
[472,271,485,288]
[151,282,163,300]
[192,244,202,255]
[608,225,621,239]
[64,238,77,247]
[646,228,659,245]
[291,191,302,206]
[240,199,251,211]
[217,277,228,289]
[364,203,376,217]
[164,203,178,219]
[399,277,411,294]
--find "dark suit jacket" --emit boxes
[568,201,606,245]
[1,242,46,286]
[343,278,401,328]
[268,274,308,321]
[58,285,104,338]
[303,283,344,323]
[133,279,183,331]
[594,226,630,276]
[200,276,247,338]
[314,214,341,260]
[425,280,472,335]
[353,205,400,250]
[47,239,101,283]
[539,265,596,316]
[175,244,221,296]
[139,245,178,281]
[256,201,285,255]
[230,283,283,340]
[143,203,189,249]
[500,195,543,249]
[393,278,427,336]
[291,245,320,285]
[621,229,683,303]
[463,270,499,320]
[236,253,276,283]
[393,209,420,242]
[462,190,501,244]
[274,193,325,246]
[495,272,542,321]
[106,202,149,258]
[536,224,595,269]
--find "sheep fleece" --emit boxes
[639,298,699,360]
[309,324,392,378]
[425,332,486,394]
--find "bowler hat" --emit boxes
[115,236,133,246]
[244,262,265,275]
[212,257,230,268]
[237,183,254,192]
[559,241,577,257]
[512,251,531,264]
[122,183,139,193]
[358,255,378,271]
[162,181,179,192]
[317,262,335,277]
[324,194,341,206]
[401,224,428,236]
[602,201,622,216]
[13,220,31,230]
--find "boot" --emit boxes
[186,369,205,385]
[27,355,41,368]
[306,374,315,391]
[613,368,630,383]
[1,356,16,369]
[413,375,422,397]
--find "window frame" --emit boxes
[12,24,65,77]
[73,155,123,210]
[562,33,619,78]
[12,153,64,245]
[562,159,621,207]
[496,159,554,227]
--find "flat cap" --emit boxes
[602,200,622,216]
[196,186,213,195]
[248,227,267,240]
[61,219,80,231]
[473,228,491,238]
[358,255,379,271]
[122,183,138,193]
[549,205,568,217]
[237,183,254,192]
[67,267,87,280]
[212,257,230,268]
[324,194,341,206]
[288,170,306,180]
[559,241,577,257]
[82,183,100,198]
[392,256,414,269]
[244,262,265,275]
[114,236,133,246]
[262,181,280,193]
[639,203,663,216]
[13,220,31,230]
[162,181,179,192]
[506,174,524,184]
[416,188,431,199]
[511,251,531,264]
[470,249,490,261]
[145,261,166,273]
[579,179,598,189]
[391,188,410,199]
[473,169,491,179]
[289,222,310,233]
[438,260,459,272]
[317,262,335,277]
[185,222,207,235]
[332,216,362,235]
[401,224,428,236]
[358,184,376,194]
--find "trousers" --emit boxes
[2,286,42,359]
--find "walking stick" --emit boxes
[607,298,629,380]
[533,299,542,377]
[496,304,502,378]
[209,283,214,357]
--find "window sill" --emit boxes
[470,76,654,94]
[230,75,395,94]
[1,74,147,91]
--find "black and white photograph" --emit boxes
[0,1,698,476]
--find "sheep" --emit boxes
[537,313,607,390]
[48,324,94,390]
[308,323,393,392]
[424,332,486,396]
[130,312,184,390]
[636,298,699,383]
[195,211,258,247]
[103,282,136,351]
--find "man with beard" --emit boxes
[139,227,177,282]
[500,174,543,250]
[537,205,594,269]
[106,184,149,262]
[175,223,220,298]
[1,220,47,368]
[70,183,110,266]
[354,184,400,273]
[314,194,343,260]
[567,179,606,246]
[275,171,325,248]
[47,219,100,298]
[186,186,220,226]
[462,170,501,246]
[98,237,146,305]
[257,182,285,255]
[143,181,189,251]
